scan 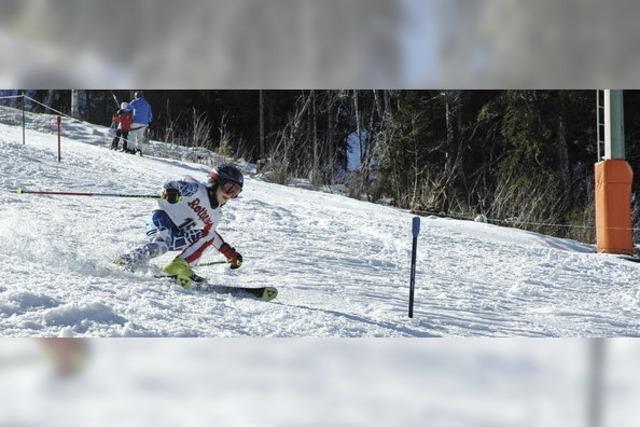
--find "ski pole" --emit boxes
[15,188,160,199]
[111,92,120,108]
[408,216,421,318]
[196,260,229,267]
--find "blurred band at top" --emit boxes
[0,0,638,88]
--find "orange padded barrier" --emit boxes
[595,160,633,254]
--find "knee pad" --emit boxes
[147,211,178,239]
[169,230,203,251]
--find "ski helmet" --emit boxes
[208,164,244,197]
[120,102,129,110]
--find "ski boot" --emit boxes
[110,242,165,272]
[110,255,138,272]
[163,257,205,289]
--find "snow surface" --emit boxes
[1,115,640,337]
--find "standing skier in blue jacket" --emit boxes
[125,91,153,155]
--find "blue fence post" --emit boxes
[409,216,421,318]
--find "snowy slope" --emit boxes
[1,119,640,337]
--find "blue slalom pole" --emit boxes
[408,216,420,318]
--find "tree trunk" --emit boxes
[327,94,335,180]
[312,90,318,180]
[71,89,88,120]
[373,90,384,120]
[383,90,391,115]
[556,111,570,201]
[352,90,363,165]
[442,90,464,210]
[444,90,461,161]
[259,90,265,160]
[71,90,80,118]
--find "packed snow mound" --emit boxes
[1,120,639,337]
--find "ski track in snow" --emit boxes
[1,119,640,336]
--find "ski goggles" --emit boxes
[221,181,242,198]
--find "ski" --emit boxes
[155,275,278,302]
[617,255,640,264]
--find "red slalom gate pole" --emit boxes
[57,116,61,163]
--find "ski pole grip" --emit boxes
[412,216,421,237]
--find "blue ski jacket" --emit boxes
[127,97,153,124]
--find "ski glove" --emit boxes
[219,243,243,269]
[161,187,181,204]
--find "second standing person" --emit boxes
[110,102,133,152]
[125,91,153,155]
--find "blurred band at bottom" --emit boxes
[0,338,635,427]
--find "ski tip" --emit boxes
[261,287,278,302]
[618,255,640,263]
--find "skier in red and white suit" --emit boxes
[113,164,244,288]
